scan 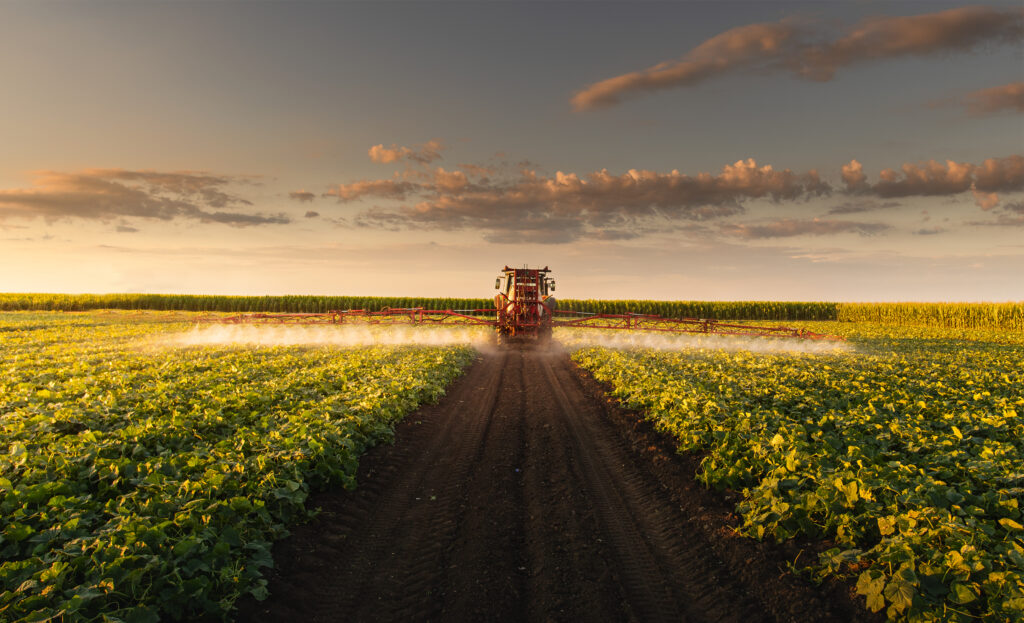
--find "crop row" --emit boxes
[570,322,1024,621]
[0,312,474,621]
[2,294,1021,330]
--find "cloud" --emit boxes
[840,159,867,189]
[368,139,443,164]
[972,187,1000,210]
[572,6,1022,110]
[969,201,1024,226]
[913,227,946,235]
[962,81,1024,114]
[344,159,828,242]
[289,190,316,202]
[115,224,139,233]
[323,179,418,202]
[201,211,289,226]
[1005,201,1024,215]
[0,169,289,227]
[845,156,1024,208]
[571,20,800,110]
[304,210,320,218]
[871,159,976,197]
[721,218,891,239]
[313,152,1023,243]
[456,163,496,179]
[827,199,900,214]
[796,6,1023,81]
[432,167,470,192]
[973,154,1024,191]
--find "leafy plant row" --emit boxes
[570,322,1024,621]
[2,294,1021,330]
[0,312,474,621]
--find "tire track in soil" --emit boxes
[236,347,866,623]
[321,348,512,622]
[536,352,763,622]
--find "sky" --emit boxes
[1,1,1022,302]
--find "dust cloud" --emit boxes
[554,328,852,355]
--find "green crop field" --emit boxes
[571,322,1024,622]
[0,311,473,621]
[2,309,1023,622]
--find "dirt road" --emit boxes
[236,348,869,622]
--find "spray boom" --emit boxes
[216,267,844,344]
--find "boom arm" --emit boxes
[215,307,842,341]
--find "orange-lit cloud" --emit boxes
[340,158,827,243]
[844,156,1024,211]
[0,169,288,226]
[571,20,799,110]
[872,159,976,196]
[840,159,867,189]
[432,168,470,192]
[323,179,418,202]
[304,150,1024,243]
[973,154,1024,191]
[368,139,444,164]
[962,81,1024,114]
[972,187,1000,210]
[796,6,1022,81]
[572,6,1022,110]
[839,155,1024,212]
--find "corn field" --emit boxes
[836,301,1024,330]
[0,293,1020,330]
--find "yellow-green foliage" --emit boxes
[837,302,1024,331]
[0,293,494,314]
[0,311,474,621]
[572,322,1024,621]
[559,299,839,320]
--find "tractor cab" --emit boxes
[495,267,555,301]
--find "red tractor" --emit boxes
[493,265,557,344]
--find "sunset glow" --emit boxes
[1,1,1021,301]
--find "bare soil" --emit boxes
[235,347,877,622]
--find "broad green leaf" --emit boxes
[949,582,978,605]
[856,570,886,613]
[883,567,917,613]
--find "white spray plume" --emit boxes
[155,324,848,356]
[162,324,492,349]
[555,328,852,355]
